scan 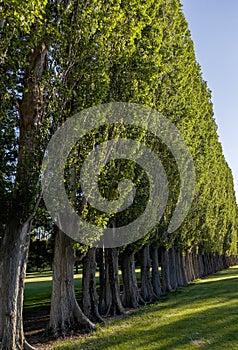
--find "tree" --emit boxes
[0,3,49,348]
[50,227,95,337]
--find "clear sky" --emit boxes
[180,0,238,200]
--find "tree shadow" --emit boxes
[53,267,238,349]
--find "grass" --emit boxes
[24,270,52,313]
[24,271,76,315]
[50,266,238,350]
[24,269,86,314]
[24,268,140,314]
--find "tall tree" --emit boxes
[0,3,48,349]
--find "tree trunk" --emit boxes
[98,248,108,315]
[192,250,199,279]
[174,249,183,287]
[49,227,95,337]
[0,219,34,350]
[203,253,208,276]
[98,248,125,316]
[121,251,144,308]
[150,246,162,297]
[185,251,194,282]
[82,247,103,323]
[222,254,228,270]
[140,245,157,302]
[0,39,48,349]
[197,252,204,277]
[161,247,172,292]
[168,245,178,290]
[181,252,188,286]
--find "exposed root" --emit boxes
[24,339,36,350]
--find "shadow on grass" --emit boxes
[53,267,238,350]
[26,270,53,278]
[24,275,85,314]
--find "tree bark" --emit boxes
[181,252,188,286]
[121,251,144,308]
[0,219,33,350]
[150,246,162,297]
[82,247,103,323]
[192,249,199,279]
[161,247,172,292]
[0,39,47,349]
[139,245,157,302]
[49,227,95,337]
[98,248,108,315]
[98,248,125,316]
[197,252,204,277]
[185,251,193,282]
[168,245,178,290]
[202,253,208,276]
[174,249,183,287]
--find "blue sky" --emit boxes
[180,0,238,200]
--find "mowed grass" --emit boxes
[24,270,53,313]
[24,269,131,314]
[51,266,238,350]
[24,269,91,313]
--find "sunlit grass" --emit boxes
[24,269,84,313]
[51,266,238,350]
[24,266,238,349]
[24,268,137,313]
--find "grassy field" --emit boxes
[48,266,238,350]
[24,270,82,314]
[24,269,128,314]
[24,270,52,314]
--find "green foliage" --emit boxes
[1,0,47,32]
[27,237,53,272]
[0,0,237,257]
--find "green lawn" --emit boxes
[24,270,79,314]
[24,270,52,313]
[24,268,129,314]
[50,266,238,350]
